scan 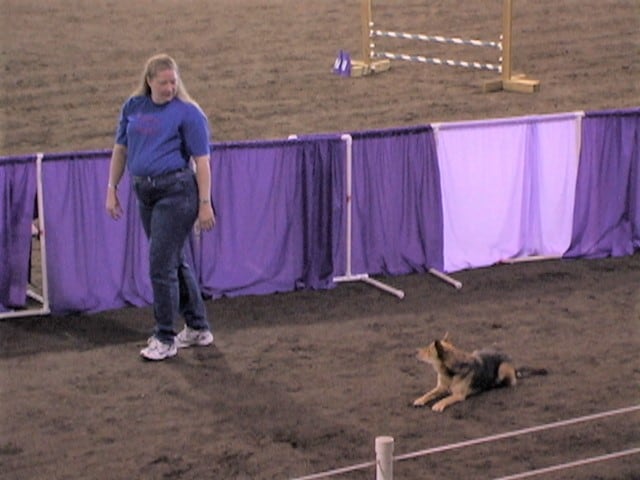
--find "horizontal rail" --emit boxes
[492,447,640,480]
[372,29,501,49]
[373,51,502,72]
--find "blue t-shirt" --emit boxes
[115,95,211,177]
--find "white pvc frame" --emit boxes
[0,153,50,319]
[289,134,460,297]
[332,134,461,296]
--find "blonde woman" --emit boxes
[106,54,214,360]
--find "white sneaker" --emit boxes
[175,326,214,348]
[140,337,177,361]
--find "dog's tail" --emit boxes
[516,366,548,378]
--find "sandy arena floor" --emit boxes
[1,1,639,479]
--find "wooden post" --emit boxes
[350,0,390,76]
[484,0,540,92]
[501,0,514,82]
[361,0,372,68]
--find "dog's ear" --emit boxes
[442,332,451,342]
[434,340,445,358]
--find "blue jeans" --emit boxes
[133,168,210,344]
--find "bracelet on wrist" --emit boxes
[108,183,118,190]
[200,198,210,205]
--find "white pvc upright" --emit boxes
[375,436,394,480]
[332,134,405,298]
[33,153,49,312]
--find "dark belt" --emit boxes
[132,168,191,184]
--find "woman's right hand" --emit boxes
[106,145,127,220]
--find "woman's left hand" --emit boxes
[198,203,216,231]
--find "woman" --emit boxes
[106,54,215,361]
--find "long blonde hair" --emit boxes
[132,53,202,110]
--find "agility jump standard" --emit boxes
[351,0,540,93]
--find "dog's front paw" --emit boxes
[431,401,447,412]
[412,398,427,407]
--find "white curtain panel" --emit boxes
[435,113,581,273]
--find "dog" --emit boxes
[412,333,547,412]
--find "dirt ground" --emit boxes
[1,1,639,479]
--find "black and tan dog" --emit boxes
[413,333,547,412]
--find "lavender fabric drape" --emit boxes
[38,138,344,313]
[350,126,444,275]
[198,137,345,298]
[0,156,37,311]
[436,113,581,272]
[565,108,640,258]
[1,107,637,316]
[41,150,153,314]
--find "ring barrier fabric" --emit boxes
[0,108,638,314]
